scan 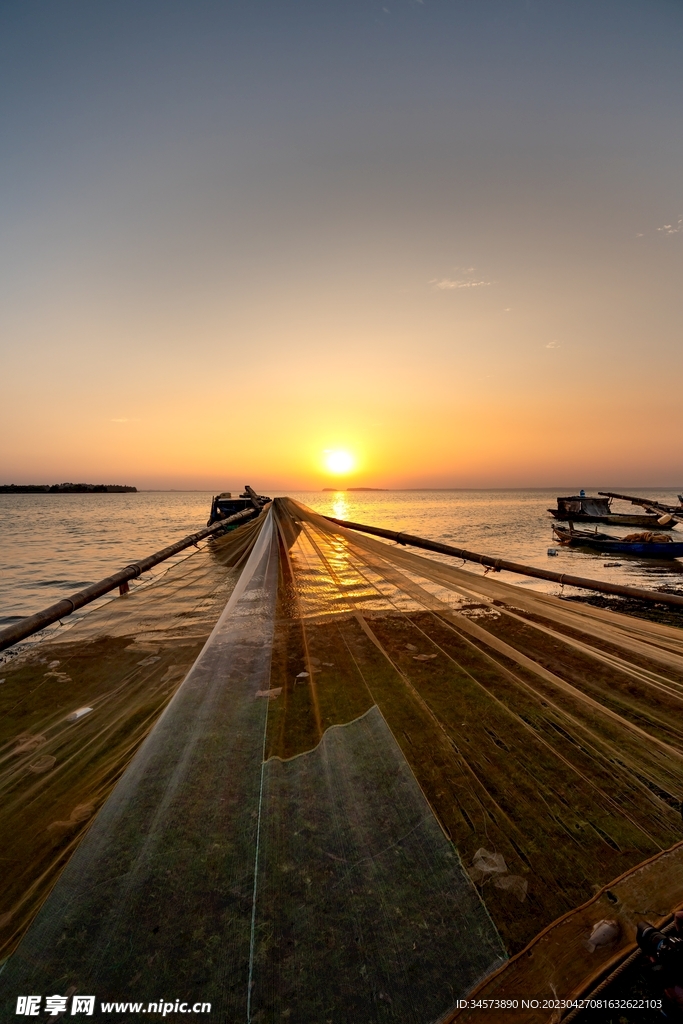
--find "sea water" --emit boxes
[1,488,682,629]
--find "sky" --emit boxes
[0,0,681,490]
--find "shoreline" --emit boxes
[566,590,683,628]
[0,484,137,493]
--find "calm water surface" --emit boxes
[2,489,682,628]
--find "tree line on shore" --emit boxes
[0,483,137,493]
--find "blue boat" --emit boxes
[552,524,683,559]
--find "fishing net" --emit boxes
[0,517,262,964]
[3,498,683,1023]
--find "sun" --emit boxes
[324,450,355,475]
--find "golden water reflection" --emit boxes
[331,493,348,521]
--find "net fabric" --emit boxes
[252,706,504,1022]
[0,516,262,963]
[0,506,504,1023]
[0,509,280,1018]
[3,498,683,1022]
[267,499,683,1015]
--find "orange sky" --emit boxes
[1,2,682,491]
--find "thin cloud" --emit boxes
[431,278,491,290]
[110,417,140,423]
[657,216,683,235]
[545,340,560,349]
[430,264,489,288]
[430,264,492,290]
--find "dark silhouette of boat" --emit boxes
[207,485,271,526]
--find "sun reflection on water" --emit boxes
[332,494,348,521]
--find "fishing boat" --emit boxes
[552,524,683,559]
[548,493,674,527]
[207,485,271,526]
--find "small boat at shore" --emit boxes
[552,524,683,559]
[548,494,674,527]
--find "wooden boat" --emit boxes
[547,494,673,527]
[207,485,271,526]
[552,524,683,559]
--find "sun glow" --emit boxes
[323,449,355,475]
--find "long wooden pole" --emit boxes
[324,515,683,609]
[0,506,261,654]
[599,490,683,514]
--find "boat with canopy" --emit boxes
[548,494,675,528]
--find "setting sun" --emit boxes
[323,450,355,475]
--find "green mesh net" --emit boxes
[2,499,683,1022]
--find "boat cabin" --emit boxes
[207,489,271,527]
[555,495,611,517]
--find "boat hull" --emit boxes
[547,509,673,528]
[552,528,683,559]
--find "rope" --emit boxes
[560,949,642,1023]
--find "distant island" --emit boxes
[322,487,386,492]
[0,483,137,493]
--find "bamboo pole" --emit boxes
[599,490,683,514]
[0,506,261,654]
[324,515,683,609]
